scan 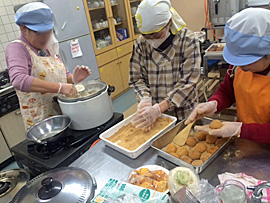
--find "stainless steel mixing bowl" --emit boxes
[26,115,71,144]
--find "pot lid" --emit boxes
[58,80,107,102]
[0,169,30,203]
[12,167,95,203]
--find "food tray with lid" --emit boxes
[100,113,177,159]
[151,117,233,174]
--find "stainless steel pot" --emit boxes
[12,167,96,203]
[0,169,30,203]
[26,115,71,144]
[57,80,115,130]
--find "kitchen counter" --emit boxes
[70,137,270,197]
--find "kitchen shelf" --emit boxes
[111,4,119,7]
[89,6,105,11]
[130,0,141,3]
[93,26,109,32]
[115,22,123,26]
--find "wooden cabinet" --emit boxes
[116,41,133,58]
[83,0,137,98]
[0,110,26,149]
[100,52,132,98]
[0,129,12,163]
[128,0,142,38]
[119,53,132,90]
[83,0,133,54]
[96,49,118,67]
[100,60,124,98]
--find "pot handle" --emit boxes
[107,85,115,96]
[52,96,59,104]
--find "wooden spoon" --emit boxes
[173,121,195,147]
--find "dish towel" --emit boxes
[218,172,270,203]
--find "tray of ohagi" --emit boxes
[151,117,233,174]
[100,113,177,159]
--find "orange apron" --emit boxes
[233,67,270,124]
[13,40,67,130]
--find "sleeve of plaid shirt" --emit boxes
[129,40,151,100]
[165,35,201,109]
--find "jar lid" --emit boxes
[12,167,95,203]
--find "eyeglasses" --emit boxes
[141,22,170,39]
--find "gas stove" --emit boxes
[0,70,10,89]
[11,112,123,177]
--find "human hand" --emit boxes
[72,65,91,84]
[194,121,242,137]
[59,83,78,97]
[132,104,161,129]
[185,101,217,125]
[137,97,152,111]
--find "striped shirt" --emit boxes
[129,27,201,121]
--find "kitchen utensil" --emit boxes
[87,1,92,8]
[99,40,109,48]
[104,35,111,43]
[100,113,176,159]
[26,115,71,144]
[94,22,101,29]
[12,167,96,203]
[0,169,30,203]
[216,179,247,203]
[92,1,100,8]
[173,121,195,147]
[98,0,104,7]
[173,186,200,203]
[101,21,106,28]
[57,80,115,130]
[151,118,233,174]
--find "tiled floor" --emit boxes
[0,88,138,172]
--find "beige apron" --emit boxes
[13,40,67,130]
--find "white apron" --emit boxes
[13,40,67,130]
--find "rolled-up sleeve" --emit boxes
[129,41,151,101]
[6,43,34,92]
[165,35,201,108]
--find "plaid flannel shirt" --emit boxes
[129,28,201,121]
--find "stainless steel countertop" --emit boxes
[70,138,270,198]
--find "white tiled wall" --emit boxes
[0,0,35,72]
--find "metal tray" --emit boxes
[100,113,177,159]
[151,117,233,174]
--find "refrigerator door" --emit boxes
[59,34,100,80]
[43,0,90,42]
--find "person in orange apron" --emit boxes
[185,8,270,143]
[6,2,91,129]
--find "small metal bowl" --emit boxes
[26,115,71,144]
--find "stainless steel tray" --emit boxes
[151,117,233,174]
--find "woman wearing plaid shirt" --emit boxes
[130,0,201,129]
